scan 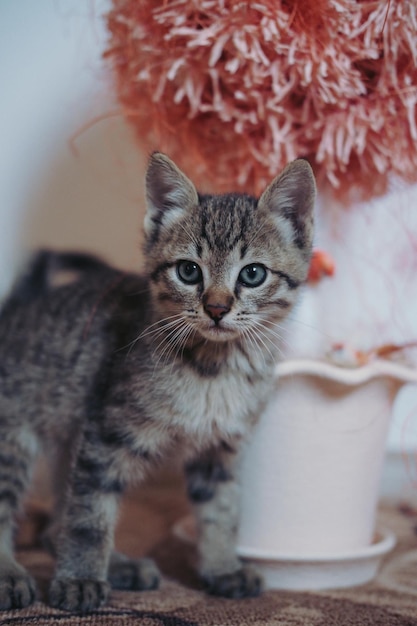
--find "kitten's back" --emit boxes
[0,252,149,434]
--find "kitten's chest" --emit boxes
[158,364,272,446]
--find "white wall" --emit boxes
[1,1,417,471]
[0,0,146,285]
[286,186,417,456]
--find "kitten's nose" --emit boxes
[203,291,234,323]
[204,302,231,323]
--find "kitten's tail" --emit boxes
[5,249,109,306]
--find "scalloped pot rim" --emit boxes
[274,359,417,386]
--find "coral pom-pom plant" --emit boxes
[105,0,417,201]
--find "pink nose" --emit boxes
[204,303,231,322]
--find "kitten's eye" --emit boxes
[238,264,267,288]
[176,260,203,285]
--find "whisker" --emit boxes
[119,314,185,356]
[152,320,187,360]
[180,324,196,359]
[140,318,185,344]
[137,314,185,339]
[250,327,276,363]
[169,324,196,375]
[244,319,285,362]
[157,325,195,374]
[178,222,200,250]
[251,318,292,352]
[258,324,287,360]
[160,324,190,365]
[126,322,179,357]
[153,319,192,370]
[241,326,269,369]
[244,328,267,369]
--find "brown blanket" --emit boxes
[5,475,417,625]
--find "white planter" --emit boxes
[237,358,417,589]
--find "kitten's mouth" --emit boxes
[199,322,239,342]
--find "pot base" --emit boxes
[173,517,395,591]
[238,528,396,590]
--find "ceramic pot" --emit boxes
[237,358,417,589]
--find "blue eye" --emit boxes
[177,260,203,285]
[238,264,267,288]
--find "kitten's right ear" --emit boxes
[144,152,199,239]
[258,159,316,251]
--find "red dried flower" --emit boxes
[105,0,417,201]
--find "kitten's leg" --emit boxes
[41,439,76,555]
[107,551,159,591]
[0,428,38,610]
[185,443,262,599]
[48,438,122,612]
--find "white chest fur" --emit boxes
[156,362,272,448]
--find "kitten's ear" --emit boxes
[144,152,199,238]
[258,159,316,250]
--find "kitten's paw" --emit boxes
[108,556,160,591]
[0,570,37,610]
[203,565,263,599]
[48,578,110,612]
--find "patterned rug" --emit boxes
[4,477,417,626]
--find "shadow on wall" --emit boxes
[22,115,147,273]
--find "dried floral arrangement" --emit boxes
[328,341,417,368]
[105,0,417,201]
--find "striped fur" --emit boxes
[0,153,315,611]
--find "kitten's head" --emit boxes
[143,153,315,347]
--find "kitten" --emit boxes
[0,153,315,612]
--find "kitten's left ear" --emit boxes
[258,159,316,250]
[144,152,199,239]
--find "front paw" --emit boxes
[204,565,263,599]
[48,578,110,612]
[108,556,160,591]
[0,571,37,610]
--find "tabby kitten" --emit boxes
[0,153,315,612]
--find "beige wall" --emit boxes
[22,118,148,274]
